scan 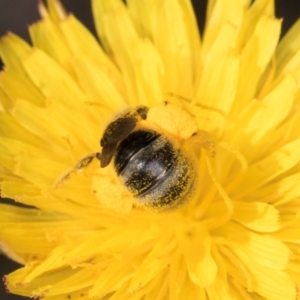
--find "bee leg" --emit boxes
[191,130,216,157]
[54,152,101,188]
[74,152,101,169]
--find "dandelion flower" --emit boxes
[1,0,300,299]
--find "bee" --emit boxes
[56,102,214,212]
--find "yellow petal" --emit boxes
[46,0,67,22]
[22,49,86,105]
[0,238,25,264]
[177,225,217,287]
[0,33,31,74]
[31,270,94,299]
[1,181,40,200]
[129,0,201,85]
[59,15,122,87]
[237,0,274,49]
[224,74,295,161]
[233,138,300,198]
[206,274,236,300]
[6,263,76,298]
[0,34,46,107]
[0,70,45,107]
[276,17,300,75]
[232,15,281,114]
[219,223,290,270]
[21,49,100,153]
[29,17,75,77]
[15,156,64,187]
[195,54,239,137]
[249,172,300,206]
[0,86,11,112]
[232,200,280,232]
[126,39,164,106]
[274,227,300,243]
[0,135,49,178]
[11,99,69,161]
[71,56,127,111]
[203,0,246,56]
[0,204,95,262]
[0,115,44,148]
[92,0,165,104]
[239,261,295,300]
[128,0,200,96]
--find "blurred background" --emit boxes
[0,0,299,299]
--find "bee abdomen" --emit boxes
[114,130,195,211]
[114,130,160,174]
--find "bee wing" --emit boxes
[100,117,139,168]
[101,117,138,146]
[101,142,118,168]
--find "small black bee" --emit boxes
[55,103,213,212]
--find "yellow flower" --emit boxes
[1,0,300,299]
